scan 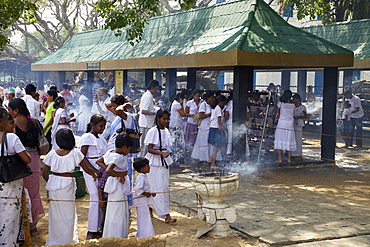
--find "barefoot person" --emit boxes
[274,90,296,163]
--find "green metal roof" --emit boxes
[303,19,370,61]
[32,0,352,70]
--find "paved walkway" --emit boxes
[169,160,370,246]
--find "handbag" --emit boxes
[36,119,49,155]
[193,113,202,126]
[0,133,33,183]
[118,116,141,153]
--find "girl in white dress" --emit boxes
[79,114,108,239]
[292,94,307,159]
[101,134,133,239]
[132,157,156,238]
[51,97,76,150]
[42,129,98,246]
[0,108,31,247]
[274,90,296,163]
[145,109,176,223]
[191,91,215,163]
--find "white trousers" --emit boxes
[46,181,78,246]
[146,166,170,218]
[136,206,155,238]
[102,189,129,238]
[83,171,101,232]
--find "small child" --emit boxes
[132,157,156,238]
[338,101,352,148]
[42,129,98,246]
[100,134,133,239]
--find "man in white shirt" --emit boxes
[92,88,114,139]
[344,90,364,148]
[23,83,41,119]
[138,80,160,156]
[15,81,26,98]
[44,79,52,93]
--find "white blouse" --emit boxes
[198,101,212,130]
[186,99,203,125]
[210,105,223,128]
[44,148,84,191]
[144,127,173,167]
[133,173,153,207]
[103,150,130,195]
[169,100,183,128]
[79,133,108,158]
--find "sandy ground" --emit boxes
[30,128,370,246]
[31,164,252,247]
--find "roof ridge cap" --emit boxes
[234,0,258,49]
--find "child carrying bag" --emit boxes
[0,133,33,183]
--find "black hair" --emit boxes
[53,96,65,109]
[56,129,75,150]
[62,83,69,90]
[25,83,37,95]
[133,157,150,172]
[192,89,202,97]
[7,112,13,121]
[279,90,292,103]
[147,80,160,90]
[115,134,134,148]
[47,90,58,100]
[173,92,185,101]
[292,93,301,102]
[203,90,214,101]
[50,85,57,91]
[156,108,170,121]
[8,98,31,117]
[80,88,86,94]
[344,90,352,96]
[343,101,351,108]
[210,95,227,109]
[0,108,8,121]
[86,114,106,133]
[110,94,127,106]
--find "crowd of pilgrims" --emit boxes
[0,79,308,246]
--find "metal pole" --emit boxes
[257,92,272,162]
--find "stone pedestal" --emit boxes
[192,173,239,238]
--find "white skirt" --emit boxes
[102,185,129,238]
[146,166,170,218]
[274,119,296,151]
[46,179,78,246]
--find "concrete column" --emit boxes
[37,72,43,91]
[297,70,307,101]
[86,71,95,100]
[155,71,162,85]
[321,67,338,162]
[233,66,254,161]
[165,68,177,101]
[187,68,197,90]
[123,70,128,94]
[343,70,352,91]
[145,69,154,87]
[57,71,65,92]
[281,70,290,91]
[314,70,323,96]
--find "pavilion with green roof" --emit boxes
[32,0,354,161]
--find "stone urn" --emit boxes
[191,173,239,238]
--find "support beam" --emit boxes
[155,71,162,85]
[165,68,177,101]
[145,69,154,87]
[37,72,43,91]
[123,70,128,94]
[321,67,338,162]
[343,70,352,91]
[281,70,290,91]
[187,68,197,90]
[233,66,254,161]
[86,71,95,100]
[57,71,65,92]
[297,70,307,101]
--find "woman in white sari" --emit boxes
[51,97,76,150]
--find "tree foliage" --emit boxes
[278,0,370,24]
[94,0,200,45]
[0,0,36,51]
